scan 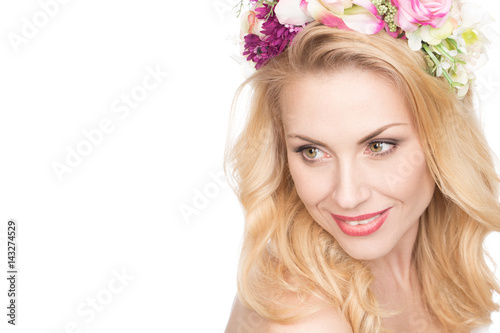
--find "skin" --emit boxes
[226,298,353,333]
[280,69,440,332]
[226,69,441,332]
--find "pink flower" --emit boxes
[393,0,453,32]
[275,0,314,26]
[304,0,385,34]
[240,7,264,38]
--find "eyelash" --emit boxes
[366,140,398,157]
[294,140,398,164]
[293,146,329,164]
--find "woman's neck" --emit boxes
[365,219,420,291]
[362,224,445,331]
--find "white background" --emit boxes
[0,1,499,332]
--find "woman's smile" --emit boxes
[331,207,392,236]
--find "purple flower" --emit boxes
[243,34,279,69]
[242,3,305,69]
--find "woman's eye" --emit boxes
[366,142,395,155]
[298,147,329,162]
[304,148,321,159]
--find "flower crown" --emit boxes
[238,0,493,97]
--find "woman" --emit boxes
[225,1,500,332]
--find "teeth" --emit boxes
[345,214,380,226]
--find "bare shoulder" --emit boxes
[264,304,353,333]
[225,296,352,333]
[225,296,268,332]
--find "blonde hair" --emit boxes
[225,22,500,332]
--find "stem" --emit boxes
[422,43,441,66]
[260,0,278,19]
[441,69,455,87]
[422,43,454,86]
[434,44,456,64]
[447,38,465,54]
[234,1,244,17]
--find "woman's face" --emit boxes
[281,70,435,261]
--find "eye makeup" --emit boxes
[292,139,400,164]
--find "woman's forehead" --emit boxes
[280,71,412,135]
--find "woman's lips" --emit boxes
[330,207,392,236]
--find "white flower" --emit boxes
[460,2,493,29]
[406,31,422,51]
[240,9,265,38]
[452,63,470,97]
[436,59,452,77]
[418,19,454,45]
[275,0,314,25]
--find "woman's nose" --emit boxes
[331,161,371,211]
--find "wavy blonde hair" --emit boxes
[225,22,500,332]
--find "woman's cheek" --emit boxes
[379,147,430,197]
[289,159,334,208]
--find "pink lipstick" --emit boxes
[331,208,392,237]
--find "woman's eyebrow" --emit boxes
[286,123,408,148]
[286,134,329,148]
[357,122,408,144]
